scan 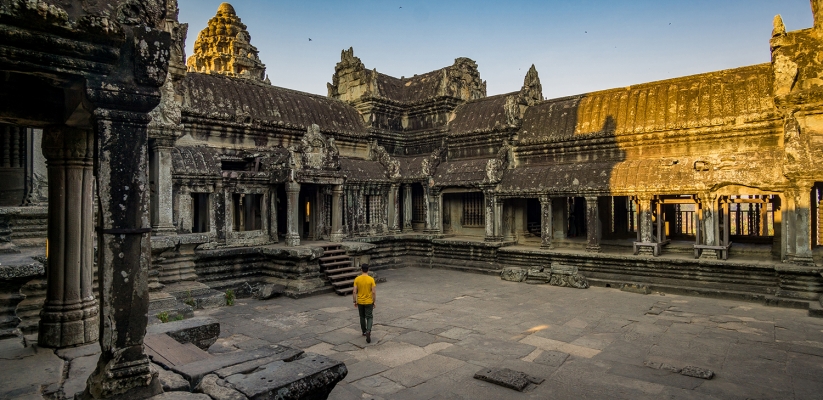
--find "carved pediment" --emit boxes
[292,124,340,171]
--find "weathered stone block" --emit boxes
[147,316,220,351]
[621,284,651,295]
[225,354,347,400]
[524,267,550,284]
[549,263,589,289]
[254,284,285,300]
[501,267,527,282]
[680,366,714,379]
[194,374,248,400]
[473,367,542,391]
[172,345,304,386]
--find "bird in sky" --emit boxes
[308,38,312,41]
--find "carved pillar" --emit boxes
[484,190,497,241]
[698,192,719,259]
[24,128,48,205]
[422,184,431,232]
[149,138,175,235]
[426,189,442,233]
[38,126,98,348]
[637,194,654,255]
[402,184,412,232]
[285,181,301,246]
[269,187,278,243]
[539,195,553,249]
[388,184,400,233]
[585,196,601,253]
[502,199,514,241]
[85,107,159,398]
[494,196,504,241]
[330,185,344,242]
[790,182,815,265]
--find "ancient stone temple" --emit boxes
[2,0,823,398]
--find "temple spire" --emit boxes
[186,2,268,82]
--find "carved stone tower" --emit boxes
[186,2,268,83]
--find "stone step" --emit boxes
[319,254,349,263]
[321,249,346,256]
[322,260,352,269]
[331,279,354,287]
[328,271,359,280]
[336,287,353,295]
[326,266,356,275]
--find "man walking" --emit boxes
[353,264,376,343]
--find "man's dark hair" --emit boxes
[361,264,370,272]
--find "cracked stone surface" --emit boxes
[5,267,823,399]
[198,268,823,399]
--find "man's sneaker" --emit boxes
[362,332,367,336]
[366,331,371,343]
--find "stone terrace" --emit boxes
[200,268,823,399]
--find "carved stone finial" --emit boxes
[186,3,267,82]
[520,64,543,105]
[773,15,786,37]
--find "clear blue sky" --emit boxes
[178,0,813,99]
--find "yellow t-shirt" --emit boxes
[354,274,376,305]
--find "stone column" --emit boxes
[502,199,514,241]
[330,185,344,242]
[637,194,654,255]
[24,128,48,205]
[388,184,400,233]
[149,137,175,235]
[38,126,98,348]
[85,106,160,399]
[790,182,815,265]
[539,195,553,249]
[698,192,719,259]
[484,190,497,241]
[426,189,442,233]
[494,197,504,241]
[422,184,431,232]
[585,196,601,253]
[402,184,412,232]
[269,187,278,243]
[285,181,301,246]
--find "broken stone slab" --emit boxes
[62,354,99,399]
[548,263,589,289]
[214,349,303,379]
[680,365,714,379]
[194,374,248,400]
[171,345,305,386]
[524,266,550,284]
[253,283,285,300]
[147,316,220,351]
[501,267,527,282]
[621,283,652,295]
[473,367,543,392]
[225,354,347,400]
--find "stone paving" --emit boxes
[3,266,823,399]
[197,267,823,399]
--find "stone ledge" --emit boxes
[225,354,347,400]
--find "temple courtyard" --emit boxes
[8,267,822,400]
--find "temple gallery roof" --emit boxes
[447,92,518,136]
[182,73,367,137]
[339,158,389,182]
[518,63,774,144]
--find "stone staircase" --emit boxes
[319,243,358,296]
